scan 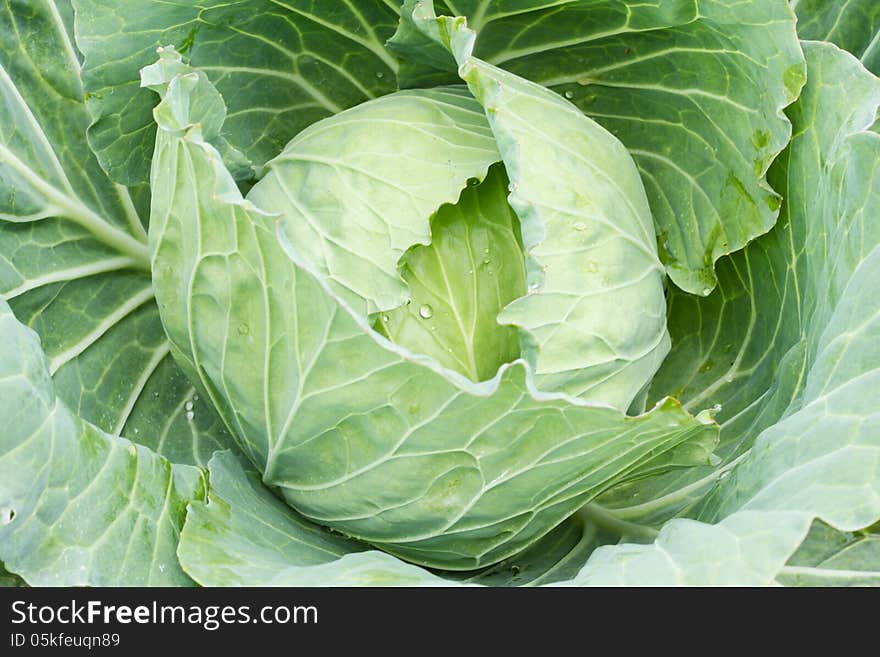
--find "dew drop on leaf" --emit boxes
[238,323,250,336]
[185,411,195,421]
[419,304,434,319]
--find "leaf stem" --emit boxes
[574,503,659,542]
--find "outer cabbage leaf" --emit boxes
[146,50,717,570]
[595,39,880,527]
[552,42,880,586]
[0,299,204,586]
[72,0,401,185]
[777,521,880,586]
[794,0,880,74]
[182,449,635,585]
[391,0,806,296]
[563,510,810,586]
[179,451,460,586]
[0,0,232,466]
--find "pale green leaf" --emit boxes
[565,511,810,586]
[0,299,205,586]
[778,520,880,586]
[376,163,527,382]
[179,451,461,586]
[250,83,503,315]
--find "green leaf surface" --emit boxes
[182,451,629,586]
[72,0,401,185]
[794,0,880,74]
[566,510,810,585]
[147,51,717,570]
[179,451,463,586]
[376,163,527,382]
[779,521,880,586]
[0,299,204,586]
[392,0,805,296]
[250,84,503,315]
[595,39,880,527]
[556,42,880,585]
[0,562,26,587]
[0,0,233,467]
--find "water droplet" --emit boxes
[128,444,137,457]
[381,314,390,323]
[238,323,250,336]
[564,91,574,99]
[419,304,434,319]
[375,71,385,79]
[573,221,586,231]
[185,400,194,412]
[1,507,15,525]
[529,283,540,292]
[193,394,199,401]
[466,177,480,187]
[701,287,712,296]
[185,410,195,421]
[159,564,165,573]
[152,391,159,399]
[712,403,722,413]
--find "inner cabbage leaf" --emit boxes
[375,163,527,382]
